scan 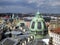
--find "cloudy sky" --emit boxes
[0,0,60,13]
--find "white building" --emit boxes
[49,27,60,45]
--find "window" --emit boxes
[43,22,47,29]
[59,35,60,38]
[20,23,25,27]
[31,22,35,29]
[36,31,42,35]
[37,22,41,29]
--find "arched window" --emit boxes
[31,22,35,29]
[37,22,41,29]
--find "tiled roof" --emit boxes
[50,27,60,34]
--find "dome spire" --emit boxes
[12,13,14,19]
[35,10,42,18]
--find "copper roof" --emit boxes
[50,27,60,34]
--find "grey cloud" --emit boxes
[26,0,60,7]
[0,5,36,13]
[0,0,60,13]
[1,0,60,7]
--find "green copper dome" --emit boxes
[30,11,48,39]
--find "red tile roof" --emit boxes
[50,27,60,34]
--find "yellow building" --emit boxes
[49,17,60,29]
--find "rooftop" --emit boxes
[50,27,60,34]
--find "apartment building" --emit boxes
[49,27,60,45]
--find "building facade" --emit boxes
[49,28,60,45]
